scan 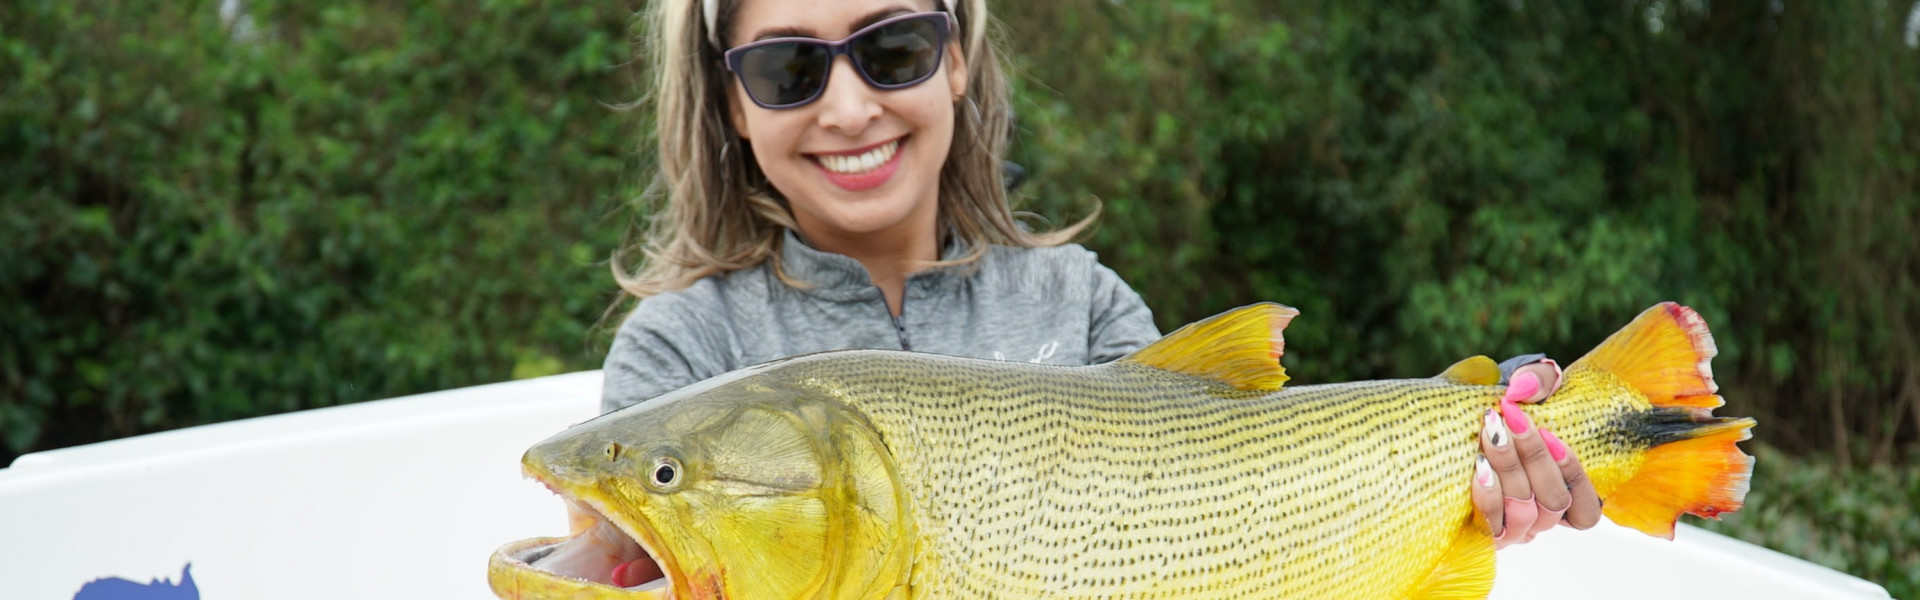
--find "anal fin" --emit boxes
[1405,523,1496,599]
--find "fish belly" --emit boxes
[843,360,1495,599]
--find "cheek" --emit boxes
[903,97,958,151]
[740,113,806,161]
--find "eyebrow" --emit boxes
[750,6,918,42]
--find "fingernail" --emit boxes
[1501,396,1533,435]
[1541,428,1569,462]
[1475,456,1495,487]
[1483,409,1510,447]
[1504,371,1541,403]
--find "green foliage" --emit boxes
[1,0,637,457]
[1003,0,1920,454]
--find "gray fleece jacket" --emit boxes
[601,231,1161,412]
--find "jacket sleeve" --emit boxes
[1085,262,1161,364]
[1497,353,1551,383]
[600,292,735,414]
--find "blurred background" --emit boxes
[3,0,1916,594]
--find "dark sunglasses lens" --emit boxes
[740,42,829,106]
[852,18,941,86]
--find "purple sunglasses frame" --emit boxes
[723,11,955,110]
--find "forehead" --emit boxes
[727,0,938,45]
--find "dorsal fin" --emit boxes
[1122,303,1297,391]
[1437,356,1502,385]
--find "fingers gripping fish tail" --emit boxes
[1567,302,1756,539]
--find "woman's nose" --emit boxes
[813,56,882,134]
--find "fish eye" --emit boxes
[651,457,683,489]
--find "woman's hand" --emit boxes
[1472,361,1604,547]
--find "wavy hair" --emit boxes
[611,0,1093,301]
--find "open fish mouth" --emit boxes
[488,495,676,599]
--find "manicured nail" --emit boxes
[1483,409,1510,447]
[1475,456,1495,487]
[1501,396,1533,435]
[1504,371,1541,403]
[1541,428,1569,462]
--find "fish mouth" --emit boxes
[489,495,677,599]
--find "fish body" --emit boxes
[489,303,1754,600]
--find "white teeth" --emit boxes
[815,140,898,174]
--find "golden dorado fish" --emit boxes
[489,302,1755,599]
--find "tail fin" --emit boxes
[1567,302,1757,539]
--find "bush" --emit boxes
[1,0,638,456]
[1000,0,1920,455]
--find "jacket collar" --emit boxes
[778,229,972,299]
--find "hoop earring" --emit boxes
[964,96,983,128]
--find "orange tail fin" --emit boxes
[1567,302,1756,539]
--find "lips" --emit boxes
[808,137,905,192]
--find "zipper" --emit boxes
[889,311,912,351]
[883,286,912,351]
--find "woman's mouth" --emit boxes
[809,138,904,192]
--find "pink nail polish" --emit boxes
[1475,456,1495,487]
[1541,428,1568,462]
[1504,371,1541,403]
[1501,398,1532,435]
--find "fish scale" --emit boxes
[779,355,1504,599]
[490,302,1756,600]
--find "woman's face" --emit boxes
[724,0,966,251]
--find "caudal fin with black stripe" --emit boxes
[1566,302,1756,539]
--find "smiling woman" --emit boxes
[607,0,1071,317]
[585,0,1599,596]
[719,6,964,265]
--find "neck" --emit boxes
[796,218,941,318]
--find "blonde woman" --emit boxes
[603,0,1596,559]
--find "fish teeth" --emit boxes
[815,140,899,174]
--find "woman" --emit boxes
[603,0,1595,554]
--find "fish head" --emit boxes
[490,361,913,600]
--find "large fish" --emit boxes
[489,302,1754,599]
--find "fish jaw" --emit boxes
[487,476,681,599]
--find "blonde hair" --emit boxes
[611,0,1092,301]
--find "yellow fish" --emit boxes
[489,302,1754,599]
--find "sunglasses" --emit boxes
[724,12,954,110]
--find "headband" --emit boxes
[704,0,955,49]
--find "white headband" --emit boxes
[704,0,955,49]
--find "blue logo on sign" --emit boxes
[74,563,198,600]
